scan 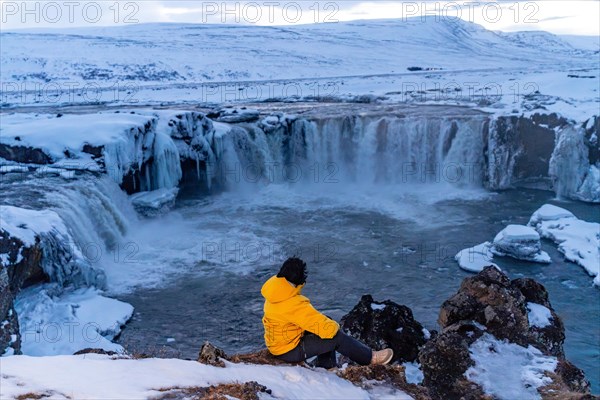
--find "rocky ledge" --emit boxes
[198,267,595,400]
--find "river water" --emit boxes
[112,183,599,391]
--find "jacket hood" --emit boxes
[261,275,303,303]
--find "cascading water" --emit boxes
[218,114,489,189]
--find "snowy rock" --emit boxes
[486,114,562,190]
[491,224,551,263]
[465,333,558,400]
[528,204,575,224]
[198,341,228,368]
[130,188,179,217]
[528,204,600,286]
[341,295,429,363]
[454,242,499,272]
[0,112,183,193]
[14,284,133,356]
[420,267,590,399]
[438,266,530,347]
[209,107,260,123]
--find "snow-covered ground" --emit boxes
[0,355,393,400]
[1,19,598,122]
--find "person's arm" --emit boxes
[289,296,340,339]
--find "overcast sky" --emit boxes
[1,1,598,35]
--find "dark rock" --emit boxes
[82,143,104,159]
[418,331,490,400]
[0,143,52,164]
[486,114,559,190]
[555,360,592,394]
[210,107,260,123]
[438,266,530,347]
[341,294,429,363]
[514,278,565,358]
[156,381,271,400]
[0,230,48,355]
[197,341,228,368]
[583,115,599,165]
[73,348,118,356]
[512,277,551,307]
[228,348,294,366]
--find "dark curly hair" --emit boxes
[277,257,307,286]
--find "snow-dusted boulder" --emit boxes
[423,267,591,400]
[529,204,600,286]
[528,204,575,225]
[454,242,499,272]
[491,224,551,263]
[130,188,179,217]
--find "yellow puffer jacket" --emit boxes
[261,275,340,355]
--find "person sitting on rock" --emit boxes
[261,257,394,368]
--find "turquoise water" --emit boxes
[116,187,599,392]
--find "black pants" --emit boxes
[276,331,372,368]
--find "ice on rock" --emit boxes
[491,225,551,263]
[130,188,179,217]
[14,284,133,356]
[527,303,553,328]
[0,205,67,247]
[0,205,106,288]
[549,126,594,202]
[575,165,600,203]
[455,242,499,272]
[529,204,600,286]
[528,204,575,224]
[0,112,184,192]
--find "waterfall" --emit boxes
[215,114,489,189]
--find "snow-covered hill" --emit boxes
[1,18,595,85]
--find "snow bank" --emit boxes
[0,113,153,162]
[527,303,553,329]
[14,284,133,356]
[0,112,183,191]
[0,205,67,246]
[0,354,372,400]
[491,225,551,263]
[465,333,558,400]
[455,242,499,272]
[529,204,600,285]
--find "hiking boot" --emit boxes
[371,348,394,365]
